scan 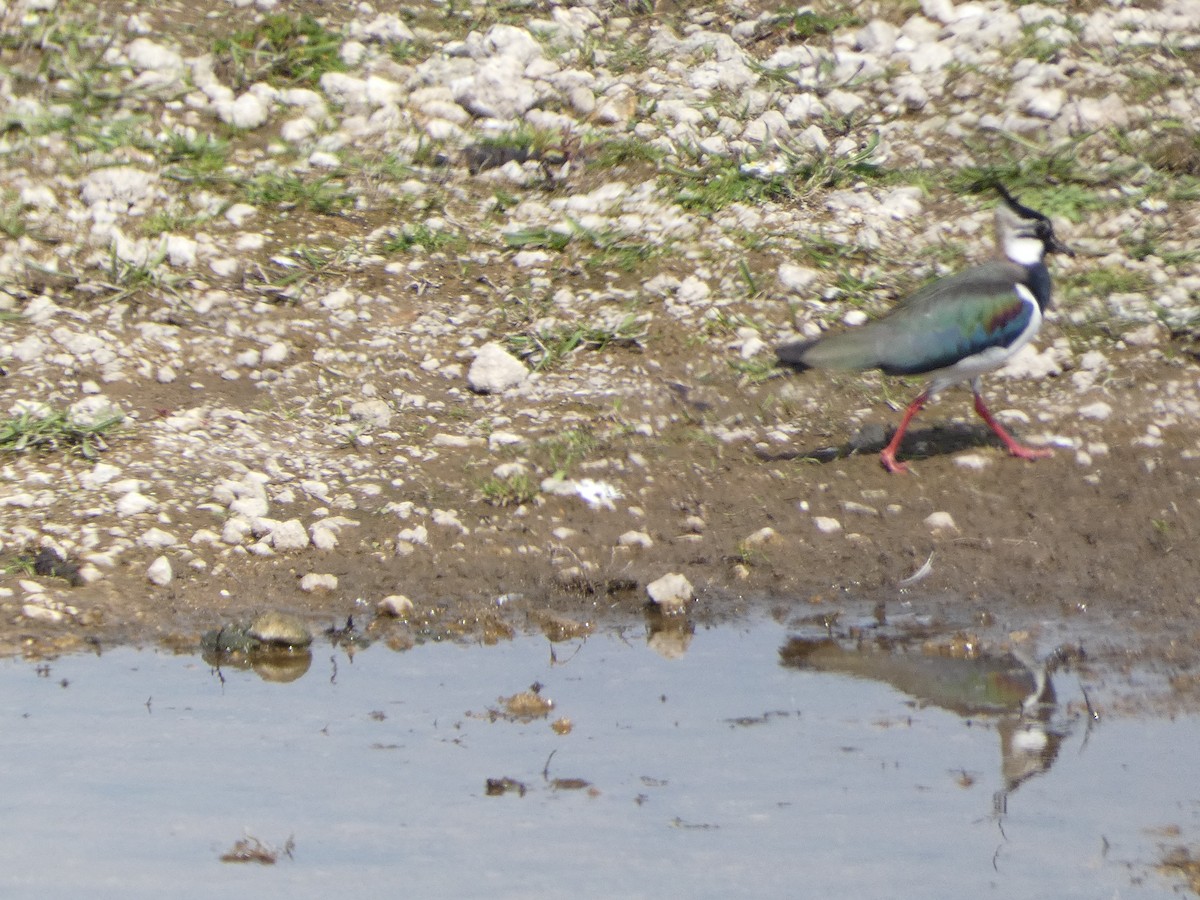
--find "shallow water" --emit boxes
[2,617,1197,898]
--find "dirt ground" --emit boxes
[6,339,1199,684]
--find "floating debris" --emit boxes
[219,834,294,865]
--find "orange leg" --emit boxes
[972,392,1053,461]
[880,391,929,474]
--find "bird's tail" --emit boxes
[776,338,818,372]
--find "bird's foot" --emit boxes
[879,449,911,474]
[1006,442,1054,462]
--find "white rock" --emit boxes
[165,234,197,266]
[953,453,993,470]
[20,185,57,209]
[907,42,953,72]
[230,496,269,518]
[82,462,121,489]
[350,13,416,43]
[126,37,183,73]
[855,20,900,53]
[784,94,826,123]
[139,527,177,549]
[378,594,414,617]
[618,530,653,548]
[280,116,319,143]
[261,341,290,364]
[468,342,528,393]
[743,526,777,547]
[594,85,637,125]
[812,516,842,534]
[452,57,538,120]
[999,343,1062,379]
[270,518,310,550]
[925,511,957,531]
[147,555,173,586]
[646,572,694,610]
[220,91,271,129]
[23,604,64,624]
[116,491,156,517]
[843,310,868,327]
[1078,401,1113,421]
[397,525,428,546]
[225,203,256,226]
[191,529,222,546]
[779,263,820,294]
[1123,323,1164,347]
[80,167,155,207]
[1025,87,1066,120]
[350,399,392,428]
[222,517,253,544]
[310,524,338,550]
[299,573,338,592]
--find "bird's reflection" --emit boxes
[779,636,1067,800]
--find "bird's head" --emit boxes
[994,185,1074,265]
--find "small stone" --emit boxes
[1123,323,1164,347]
[299,573,337,592]
[839,501,879,517]
[220,91,271,129]
[378,594,414,617]
[270,519,310,551]
[468,342,528,394]
[309,524,338,550]
[812,516,842,534]
[742,526,777,547]
[1078,402,1112,421]
[248,611,312,647]
[22,604,64,624]
[925,511,957,532]
[646,572,694,611]
[139,527,177,549]
[147,555,173,586]
[953,453,992,470]
[230,496,269,518]
[350,399,392,428]
[618,530,653,548]
[778,263,820,294]
[594,85,636,124]
[842,310,868,327]
[116,491,156,517]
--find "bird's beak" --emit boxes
[1050,234,1075,258]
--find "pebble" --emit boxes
[116,492,156,517]
[270,519,310,551]
[742,527,777,547]
[378,594,414,617]
[924,512,957,532]
[1078,401,1113,421]
[812,517,842,534]
[468,343,528,394]
[618,530,653,548]
[953,453,992,470]
[646,572,694,612]
[147,555,173,586]
[299,573,338,593]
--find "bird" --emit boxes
[776,186,1073,474]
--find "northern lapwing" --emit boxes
[776,186,1073,474]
